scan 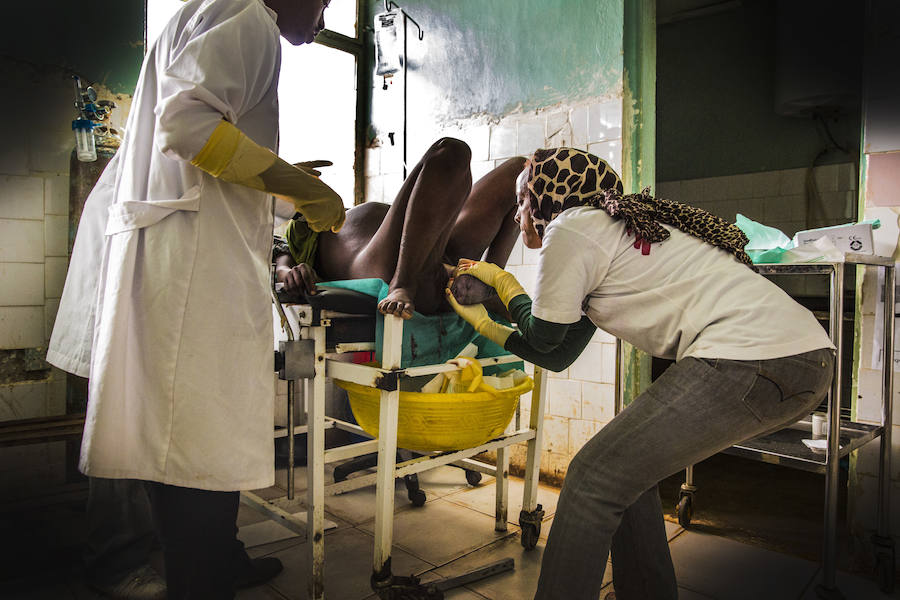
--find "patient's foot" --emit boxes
[378,287,415,319]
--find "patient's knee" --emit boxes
[424,137,472,173]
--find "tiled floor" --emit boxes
[1,463,896,599]
[233,464,895,600]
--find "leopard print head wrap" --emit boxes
[523,147,753,266]
[525,147,623,238]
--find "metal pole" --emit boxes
[373,315,403,581]
[307,325,327,600]
[615,338,624,415]
[821,262,844,592]
[877,265,894,538]
[401,11,408,180]
[287,379,295,500]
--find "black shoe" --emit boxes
[235,556,284,589]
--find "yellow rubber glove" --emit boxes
[454,259,526,308]
[445,288,514,347]
[191,120,345,232]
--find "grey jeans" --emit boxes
[534,348,834,600]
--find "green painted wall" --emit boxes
[368,0,624,120]
[656,0,861,182]
[0,0,144,94]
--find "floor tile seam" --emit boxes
[412,530,520,578]
[351,523,443,571]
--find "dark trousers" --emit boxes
[145,482,247,599]
[84,477,156,586]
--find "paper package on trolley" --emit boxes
[795,222,874,254]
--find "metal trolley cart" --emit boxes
[673,255,895,599]
[253,287,548,599]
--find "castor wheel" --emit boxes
[465,469,482,486]
[408,488,426,507]
[521,523,540,550]
[676,493,693,528]
[519,504,545,550]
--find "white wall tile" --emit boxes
[0,263,44,305]
[736,198,765,222]
[521,244,541,266]
[751,170,780,198]
[0,381,47,421]
[582,382,615,422]
[44,215,68,258]
[382,172,405,206]
[813,164,839,193]
[505,238,524,267]
[587,101,622,144]
[46,368,66,416]
[568,418,603,455]
[0,176,44,220]
[364,148,380,177]
[570,105,588,149]
[546,110,572,148]
[44,297,60,342]
[509,264,538,295]
[726,173,757,200]
[777,169,806,196]
[548,367,570,379]
[517,120,546,157]
[569,342,606,383]
[547,379,582,419]
[542,415,569,454]
[489,122,517,161]
[0,122,29,176]
[460,125,491,162]
[0,219,44,263]
[364,175,384,204]
[763,197,794,223]
[0,306,44,349]
[44,256,67,299]
[709,199,739,222]
[44,175,69,216]
[470,160,495,184]
[586,140,622,174]
[837,162,858,192]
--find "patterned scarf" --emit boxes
[525,148,752,266]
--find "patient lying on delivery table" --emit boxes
[274,138,523,318]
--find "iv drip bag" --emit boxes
[374,10,402,76]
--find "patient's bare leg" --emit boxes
[447,157,525,311]
[361,138,473,318]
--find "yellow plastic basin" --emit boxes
[336,376,533,452]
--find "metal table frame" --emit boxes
[673,255,895,598]
[256,302,548,599]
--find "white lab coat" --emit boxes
[47,0,282,491]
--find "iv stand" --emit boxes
[383,0,423,180]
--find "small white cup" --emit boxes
[811,412,827,438]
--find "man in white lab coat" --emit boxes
[47,0,343,597]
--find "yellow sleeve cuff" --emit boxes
[190,120,241,177]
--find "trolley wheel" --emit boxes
[521,523,540,550]
[876,554,895,594]
[676,494,693,528]
[465,469,482,486]
[408,488,427,507]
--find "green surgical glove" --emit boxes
[445,288,514,347]
[191,120,345,233]
[455,259,526,308]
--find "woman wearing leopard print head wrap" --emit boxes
[446,148,835,600]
